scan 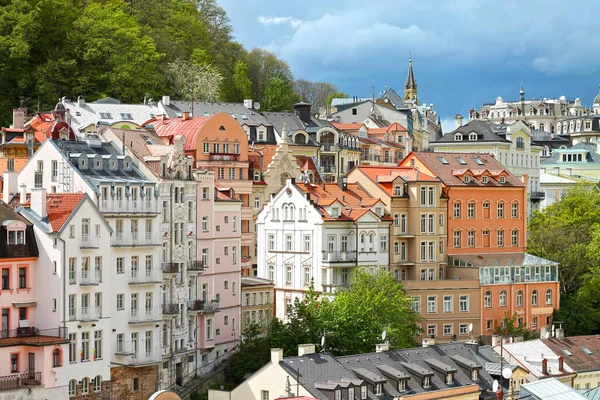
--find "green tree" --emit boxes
[245,48,294,102]
[227,60,252,102]
[319,270,420,355]
[262,77,297,112]
[494,312,535,339]
[223,323,271,388]
[327,91,348,106]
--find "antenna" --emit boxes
[320,335,326,352]
[382,330,387,341]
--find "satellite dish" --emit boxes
[384,98,389,103]
[468,323,473,333]
[382,330,387,341]
[492,380,499,392]
[502,367,513,380]
[253,101,261,110]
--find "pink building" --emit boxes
[196,172,242,372]
[0,201,68,397]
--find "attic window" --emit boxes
[469,133,477,141]
[374,383,383,396]
[482,176,488,184]
[95,160,101,168]
[471,369,478,380]
[7,230,25,245]
[230,113,236,118]
[446,372,454,385]
[120,113,133,120]
[499,176,506,184]
[464,175,471,183]
[394,186,403,196]
[331,207,340,218]
[455,157,467,165]
[473,158,484,165]
[437,156,449,164]
[143,136,154,145]
[241,113,248,120]
[454,134,463,141]
[562,349,573,357]
[422,376,431,389]
[219,125,226,131]
[582,347,593,355]
[398,380,406,392]
[99,112,112,119]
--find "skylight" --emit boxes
[582,347,593,355]
[142,135,154,145]
[473,158,484,165]
[230,113,236,118]
[99,112,113,119]
[437,156,449,164]
[120,113,133,120]
[455,157,467,165]
[203,112,210,116]
[176,112,182,117]
[241,113,248,120]
[561,349,573,357]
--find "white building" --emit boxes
[256,178,390,319]
[18,137,163,396]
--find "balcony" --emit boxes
[162,303,179,315]
[162,262,179,274]
[129,309,161,324]
[241,257,252,268]
[530,191,545,201]
[0,372,41,391]
[130,351,161,366]
[80,307,101,322]
[322,165,336,174]
[112,232,161,247]
[100,199,158,215]
[80,270,102,286]
[360,154,381,162]
[187,299,219,313]
[114,341,135,356]
[129,271,162,285]
[209,153,240,161]
[0,326,68,346]
[320,143,338,152]
[80,234,99,249]
[322,251,357,262]
[186,261,205,272]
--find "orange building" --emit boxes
[400,152,560,336]
[148,112,254,259]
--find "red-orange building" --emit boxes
[400,152,560,336]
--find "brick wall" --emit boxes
[110,365,158,400]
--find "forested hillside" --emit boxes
[0,0,341,124]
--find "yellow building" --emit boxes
[241,277,274,335]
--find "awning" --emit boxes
[12,301,37,308]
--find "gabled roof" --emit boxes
[543,336,600,373]
[433,120,510,144]
[164,100,273,127]
[501,340,575,378]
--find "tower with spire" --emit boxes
[404,57,418,102]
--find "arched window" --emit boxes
[545,289,552,305]
[294,134,306,144]
[283,205,289,221]
[532,289,538,306]
[499,290,507,307]
[539,123,545,131]
[289,205,295,221]
[369,233,375,251]
[82,377,89,394]
[516,290,523,307]
[94,376,102,392]
[53,348,62,367]
[484,291,492,308]
[69,379,77,397]
[360,233,366,251]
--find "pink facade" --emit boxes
[0,259,37,333]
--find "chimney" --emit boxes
[455,114,464,128]
[376,343,390,353]
[491,335,502,347]
[338,176,348,191]
[541,358,548,375]
[298,344,316,356]
[19,184,26,205]
[270,348,284,364]
[77,96,85,107]
[182,111,190,121]
[422,338,435,347]
[12,109,25,130]
[162,95,170,106]
[2,169,18,204]
[558,356,564,372]
[294,102,312,124]
[555,328,565,340]
[31,188,47,219]
[243,99,253,109]
[156,114,165,122]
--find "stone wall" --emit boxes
[110,365,159,400]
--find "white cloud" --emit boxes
[440,117,460,135]
[257,15,302,29]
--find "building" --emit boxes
[400,152,560,335]
[539,172,586,210]
[431,119,544,214]
[209,344,493,400]
[240,277,275,334]
[541,143,600,181]
[18,137,162,400]
[521,378,587,400]
[0,200,69,399]
[542,335,600,391]
[255,179,391,319]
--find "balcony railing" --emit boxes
[129,271,162,284]
[187,299,219,313]
[0,326,68,341]
[162,263,179,274]
[321,143,338,152]
[209,153,240,161]
[321,251,358,262]
[0,371,41,391]
[99,199,158,215]
[80,234,99,249]
[130,351,161,365]
[80,307,101,321]
[162,303,179,315]
[129,309,160,324]
[187,261,205,272]
[114,341,135,356]
[322,165,336,173]
[112,232,160,247]
[80,270,101,285]
[530,191,546,201]
[360,154,381,162]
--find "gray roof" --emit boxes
[331,98,371,107]
[165,101,272,127]
[279,344,493,400]
[541,142,600,165]
[381,88,408,110]
[583,386,600,400]
[521,377,587,400]
[433,120,510,144]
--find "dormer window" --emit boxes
[334,389,341,400]
[361,385,367,399]
[8,230,25,245]
[482,176,488,184]
[375,207,383,216]
[398,380,406,392]
[516,137,524,149]
[253,172,260,182]
[422,376,431,389]
[471,369,479,380]
[464,175,471,183]
[454,134,463,141]
[499,176,506,184]
[446,372,454,385]
[394,186,403,196]
[95,160,101,169]
[375,383,383,396]
[331,207,340,218]
[469,133,477,141]
[80,159,87,169]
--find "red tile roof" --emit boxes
[355,166,438,183]
[258,144,279,171]
[45,194,86,232]
[330,122,364,131]
[367,122,407,134]
[149,116,211,150]
[543,336,600,373]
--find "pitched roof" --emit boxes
[408,152,523,187]
[433,120,510,144]
[501,340,575,378]
[44,193,86,232]
[543,336,600,373]
[241,276,274,288]
[541,142,600,165]
[355,166,438,185]
[149,116,212,150]
[330,122,364,131]
[0,201,38,259]
[165,100,272,127]
[521,377,586,400]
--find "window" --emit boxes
[421,187,426,206]
[420,242,426,262]
[516,137,524,149]
[428,214,435,233]
[286,234,293,251]
[133,377,139,391]
[453,230,461,248]
[361,385,367,399]
[82,331,90,361]
[516,290,523,307]
[411,297,420,313]
[69,379,77,397]
[10,353,18,372]
[512,230,518,246]
[453,202,461,218]
[286,266,292,283]
[202,187,209,200]
[94,376,102,392]
[471,369,478,380]
[443,296,452,313]
[349,387,355,399]
[268,234,275,251]
[464,175,471,183]
[497,230,504,247]
[468,202,475,218]
[546,288,552,305]
[499,176,506,184]
[427,325,436,336]
[375,383,383,396]
[484,291,491,308]
[499,290,507,307]
[459,324,468,335]
[69,333,77,362]
[427,296,436,313]
[82,377,89,394]
[254,197,260,210]
[420,214,426,234]
[380,235,388,251]
[482,175,488,184]
[532,290,538,306]
[497,202,504,218]
[444,324,453,336]
[467,230,475,247]
[95,331,103,359]
[304,235,311,252]
[117,294,124,310]
[459,295,468,312]
[202,216,208,232]
[512,203,519,218]
[486,320,493,331]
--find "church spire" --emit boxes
[404,56,418,102]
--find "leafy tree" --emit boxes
[262,77,297,112]
[327,91,349,106]
[223,323,271,388]
[166,58,223,102]
[293,80,339,112]
[227,60,252,102]
[494,312,535,340]
[246,48,294,102]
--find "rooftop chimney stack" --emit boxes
[555,328,565,340]
[243,99,253,109]
[162,95,170,106]
[19,184,26,205]
[182,111,190,121]
[270,348,284,364]
[298,344,316,356]
[77,96,85,107]
[3,168,17,204]
[12,108,25,130]
[376,343,390,353]
[455,114,464,128]
[31,188,47,219]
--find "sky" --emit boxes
[219,0,600,133]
